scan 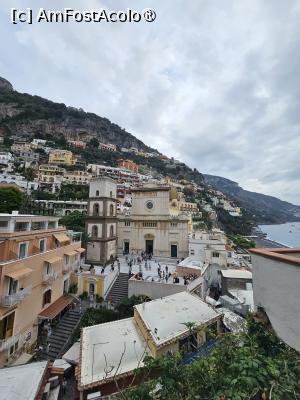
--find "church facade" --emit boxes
[117,186,189,258]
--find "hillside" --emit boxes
[1,76,299,226]
[0,77,205,186]
[204,174,300,224]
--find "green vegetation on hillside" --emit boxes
[73,295,149,341]
[121,318,300,400]
[0,187,24,213]
[217,208,254,236]
[229,234,256,249]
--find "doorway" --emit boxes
[124,241,130,254]
[89,283,95,295]
[171,244,178,258]
[145,240,153,254]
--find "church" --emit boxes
[86,178,189,264]
[117,185,189,259]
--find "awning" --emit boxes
[64,250,78,257]
[38,295,73,320]
[44,256,62,265]
[53,233,70,243]
[5,268,32,280]
[76,248,86,254]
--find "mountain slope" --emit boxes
[204,174,300,223]
[0,77,205,186]
[0,77,151,151]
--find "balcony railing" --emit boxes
[42,272,58,285]
[0,286,32,308]
[0,334,20,352]
[62,266,70,274]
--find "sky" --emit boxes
[0,0,300,204]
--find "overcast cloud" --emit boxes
[0,0,300,204]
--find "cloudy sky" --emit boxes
[0,0,300,204]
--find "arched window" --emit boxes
[96,190,99,197]
[110,204,114,216]
[110,191,113,198]
[92,225,98,237]
[93,203,99,215]
[110,225,114,237]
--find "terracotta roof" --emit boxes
[76,248,86,253]
[250,247,300,267]
[38,295,73,320]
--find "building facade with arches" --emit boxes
[117,185,189,258]
[86,177,117,265]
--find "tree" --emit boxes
[59,211,86,231]
[0,187,24,213]
[121,317,300,400]
[88,137,99,148]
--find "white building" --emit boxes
[0,152,13,166]
[250,247,300,352]
[117,185,189,258]
[77,292,221,398]
[34,200,88,216]
[0,173,38,194]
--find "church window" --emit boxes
[91,225,98,237]
[146,200,154,210]
[110,204,114,216]
[110,225,114,237]
[143,222,157,227]
[93,203,99,215]
[96,190,99,197]
[125,221,131,227]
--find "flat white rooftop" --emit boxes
[0,360,48,400]
[178,257,207,272]
[221,269,252,279]
[135,292,220,347]
[80,318,150,387]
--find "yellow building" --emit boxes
[77,292,221,398]
[63,170,92,185]
[0,212,84,367]
[48,149,76,166]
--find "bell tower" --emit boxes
[86,177,117,265]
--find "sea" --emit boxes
[259,222,300,248]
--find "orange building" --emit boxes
[117,159,139,173]
[0,212,84,367]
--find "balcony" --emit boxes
[42,272,58,285]
[62,265,70,274]
[0,334,20,352]
[0,286,32,308]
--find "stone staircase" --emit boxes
[106,273,129,305]
[41,309,81,360]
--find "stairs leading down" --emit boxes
[106,273,129,305]
[41,309,81,360]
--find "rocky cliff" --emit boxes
[0,77,150,151]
